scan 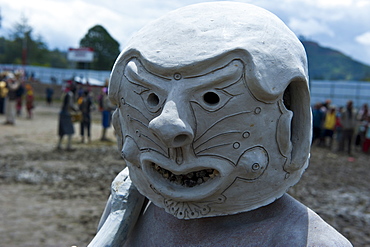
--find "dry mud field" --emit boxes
[0,102,369,247]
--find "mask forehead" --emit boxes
[118,2,307,103]
[124,58,244,91]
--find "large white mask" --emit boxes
[109,2,311,219]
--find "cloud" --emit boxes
[310,0,353,8]
[355,32,370,46]
[288,18,335,37]
[284,0,354,8]
[1,0,370,65]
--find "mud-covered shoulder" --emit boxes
[307,208,353,247]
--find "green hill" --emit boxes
[301,40,370,81]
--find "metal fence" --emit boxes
[310,80,370,108]
[2,64,370,108]
[0,64,111,86]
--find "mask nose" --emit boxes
[148,100,194,148]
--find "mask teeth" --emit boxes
[152,162,219,187]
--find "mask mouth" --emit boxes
[151,162,220,187]
[140,156,227,201]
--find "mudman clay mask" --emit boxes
[108,2,311,219]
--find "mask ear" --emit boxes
[282,79,312,173]
[276,100,293,165]
[112,109,124,151]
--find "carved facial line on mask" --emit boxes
[118,56,283,205]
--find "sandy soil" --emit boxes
[0,102,123,247]
[0,101,369,246]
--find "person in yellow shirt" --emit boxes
[322,107,337,149]
[0,78,8,114]
[25,84,34,119]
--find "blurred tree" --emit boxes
[48,49,69,68]
[0,14,68,68]
[79,25,120,70]
[9,15,33,65]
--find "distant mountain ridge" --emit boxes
[301,40,370,81]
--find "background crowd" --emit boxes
[0,71,35,125]
[56,80,115,151]
[0,71,116,151]
[312,99,370,156]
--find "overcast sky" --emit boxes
[1,0,370,66]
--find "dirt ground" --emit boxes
[0,100,369,247]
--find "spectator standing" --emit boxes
[322,107,336,149]
[358,103,369,121]
[362,115,370,153]
[100,87,116,141]
[312,103,324,145]
[338,100,357,155]
[79,90,94,143]
[25,84,34,119]
[321,99,332,113]
[3,73,20,125]
[335,106,344,148]
[15,81,25,116]
[0,76,8,114]
[356,103,369,149]
[45,87,54,105]
[57,83,78,151]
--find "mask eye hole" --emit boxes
[147,93,160,107]
[203,92,220,105]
